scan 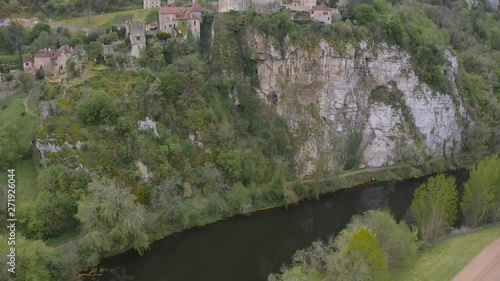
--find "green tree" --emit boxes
[383,14,403,44]
[0,27,8,52]
[216,150,245,183]
[226,182,252,211]
[276,266,322,281]
[411,174,458,241]
[355,4,377,26]
[77,90,117,124]
[99,32,118,44]
[344,210,418,268]
[75,179,149,266]
[35,66,45,80]
[157,31,171,41]
[139,40,166,71]
[159,64,183,101]
[332,227,389,281]
[28,22,51,44]
[18,71,34,93]
[37,164,69,192]
[461,154,500,227]
[145,10,159,23]
[85,42,103,64]
[6,23,25,54]
[0,235,55,281]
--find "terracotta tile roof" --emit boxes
[311,4,333,11]
[58,45,73,54]
[177,8,190,20]
[22,55,32,63]
[35,49,54,58]
[161,4,182,14]
[190,1,203,12]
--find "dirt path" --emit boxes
[339,165,395,178]
[23,91,37,117]
[453,238,500,281]
[51,235,82,249]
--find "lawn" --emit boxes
[392,224,500,281]
[85,63,110,80]
[52,8,159,29]
[0,94,40,208]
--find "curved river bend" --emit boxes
[97,170,468,281]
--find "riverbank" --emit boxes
[59,152,488,271]
[392,224,500,281]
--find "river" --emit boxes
[96,170,468,281]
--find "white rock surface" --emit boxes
[136,160,153,182]
[36,140,82,164]
[254,36,468,175]
[138,117,159,137]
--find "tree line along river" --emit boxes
[95,170,468,281]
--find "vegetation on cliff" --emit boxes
[0,0,498,278]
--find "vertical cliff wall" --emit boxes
[251,35,469,175]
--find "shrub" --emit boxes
[5,73,13,82]
[344,210,418,267]
[35,67,45,80]
[76,90,118,124]
[355,4,377,26]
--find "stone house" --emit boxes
[126,21,146,58]
[282,0,316,12]
[22,55,33,72]
[310,5,339,24]
[159,1,203,39]
[144,0,161,8]
[34,45,73,76]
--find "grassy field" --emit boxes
[0,94,40,207]
[52,8,159,28]
[392,224,500,281]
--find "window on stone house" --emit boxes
[137,36,141,41]
[328,17,330,21]
[194,21,196,26]
[169,24,172,27]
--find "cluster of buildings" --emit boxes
[158,1,203,38]
[12,0,340,79]
[22,45,74,77]
[144,0,340,26]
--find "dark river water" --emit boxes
[97,170,468,281]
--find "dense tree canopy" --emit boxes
[411,174,458,241]
[461,154,500,227]
[76,90,117,124]
[270,210,417,281]
[76,179,149,266]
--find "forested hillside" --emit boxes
[0,0,499,279]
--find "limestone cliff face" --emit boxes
[252,35,469,175]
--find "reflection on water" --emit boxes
[97,170,468,281]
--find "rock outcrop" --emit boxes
[253,35,469,175]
